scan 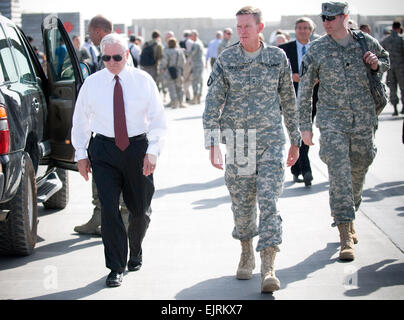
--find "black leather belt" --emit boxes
[95,133,147,142]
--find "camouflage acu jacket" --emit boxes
[203,41,301,150]
[381,30,404,66]
[298,31,390,133]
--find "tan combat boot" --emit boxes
[350,221,358,244]
[337,222,355,261]
[260,246,281,293]
[74,211,101,235]
[236,239,255,280]
[196,95,201,104]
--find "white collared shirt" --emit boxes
[72,65,167,161]
[296,40,311,73]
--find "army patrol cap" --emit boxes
[321,1,349,16]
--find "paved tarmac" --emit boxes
[0,95,403,300]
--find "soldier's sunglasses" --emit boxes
[101,54,123,62]
[321,15,337,22]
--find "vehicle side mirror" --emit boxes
[80,62,91,79]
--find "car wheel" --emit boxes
[43,168,69,210]
[0,153,38,256]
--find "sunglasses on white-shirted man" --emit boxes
[101,54,123,62]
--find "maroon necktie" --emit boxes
[114,75,129,151]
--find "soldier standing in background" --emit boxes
[160,37,186,109]
[181,30,194,103]
[140,30,164,85]
[203,6,300,293]
[381,21,404,115]
[189,30,204,105]
[217,27,233,56]
[298,2,389,261]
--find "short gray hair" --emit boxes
[100,33,128,54]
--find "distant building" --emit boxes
[0,0,21,26]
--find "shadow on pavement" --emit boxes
[154,177,224,199]
[0,237,102,271]
[363,181,404,203]
[26,276,106,300]
[192,195,230,210]
[175,243,339,299]
[175,274,275,300]
[281,181,329,198]
[344,259,404,297]
[396,206,404,217]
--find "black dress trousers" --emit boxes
[89,134,154,273]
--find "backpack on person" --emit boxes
[352,30,388,116]
[167,51,179,80]
[140,42,157,67]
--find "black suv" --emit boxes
[0,14,88,255]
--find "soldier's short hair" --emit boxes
[89,15,112,33]
[392,21,401,30]
[152,30,161,39]
[168,37,177,49]
[295,17,316,32]
[236,6,263,25]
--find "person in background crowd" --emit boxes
[83,36,99,73]
[206,31,223,68]
[128,35,140,67]
[140,30,164,85]
[72,35,92,65]
[160,37,186,109]
[381,21,404,115]
[217,27,233,56]
[279,17,318,187]
[360,24,372,34]
[189,29,204,105]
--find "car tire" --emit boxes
[43,168,69,210]
[0,153,38,256]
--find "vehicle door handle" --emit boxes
[32,98,40,113]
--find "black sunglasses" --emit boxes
[321,14,344,22]
[101,54,123,62]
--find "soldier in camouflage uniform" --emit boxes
[189,30,205,105]
[160,37,186,108]
[217,28,233,57]
[298,2,390,261]
[203,6,301,293]
[381,21,404,115]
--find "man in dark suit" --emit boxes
[279,17,319,186]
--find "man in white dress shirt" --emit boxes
[72,33,167,287]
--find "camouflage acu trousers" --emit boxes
[319,127,376,226]
[386,64,404,106]
[191,66,203,97]
[166,75,184,103]
[224,144,285,252]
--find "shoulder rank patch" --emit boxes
[207,62,223,87]
[299,55,312,78]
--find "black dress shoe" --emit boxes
[303,172,313,186]
[128,258,142,272]
[106,271,123,287]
